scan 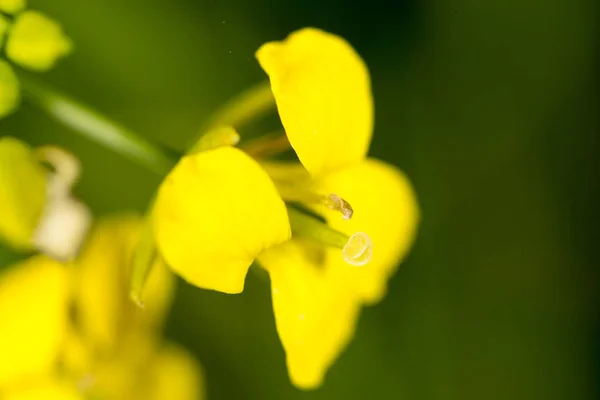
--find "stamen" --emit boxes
[278,184,354,220]
[287,206,373,267]
[240,131,291,158]
[342,232,373,267]
[324,193,353,220]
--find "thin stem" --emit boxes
[287,206,348,249]
[18,74,175,176]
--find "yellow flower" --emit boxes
[0,138,91,260]
[152,146,291,294]
[1,215,204,399]
[0,256,70,387]
[253,28,420,388]
[5,11,72,72]
[150,27,418,389]
[67,215,205,400]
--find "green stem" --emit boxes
[287,206,348,249]
[18,74,175,176]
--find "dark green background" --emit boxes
[1,0,598,399]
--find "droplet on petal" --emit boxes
[342,232,372,266]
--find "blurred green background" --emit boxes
[1,0,598,399]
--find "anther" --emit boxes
[324,194,353,220]
[342,232,373,267]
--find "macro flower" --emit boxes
[254,28,420,388]
[152,145,291,294]
[0,137,91,261]
[149,27,419,389]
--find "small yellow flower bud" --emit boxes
[6,11,72,71]
[0,60,20,119]
[0,0,25,14]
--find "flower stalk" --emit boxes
[18,73,175,176]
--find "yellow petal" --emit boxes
[256,28,373,176]
[0,0,25,14]
[6,11,72,71]
[75,215,175,352]
[317,159,420,303]
[153,146,290,294]
[258,240,361,389]
[3,379,84,400]
[143,343,205,400]
[0,137,46,250]
[0,60,20,119]
[0,256,69,385]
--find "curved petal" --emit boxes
[143,343,205,400]
[316,159,420,303]
[75,215,175,352]
[258,240,360,389]
[0,137,45,250]
[0,256,69,385]
[153,146,290,294]
[6,11,72,72]
[256,28,373,177]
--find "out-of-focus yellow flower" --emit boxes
[2,378,83,400]
[0,256,70,387]
[0,137,47,250]
[6,11,72,72]
[0,138,91,260]
[67,215,205,400]
[73,215,174,353]
[0,60,20,119]
[0,0,25,15]
[152,146,291,294]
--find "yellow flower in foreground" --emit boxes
[150,27,418,389]
[153,146,291,293]
[255,28,419,388]
[6,11,72,72]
